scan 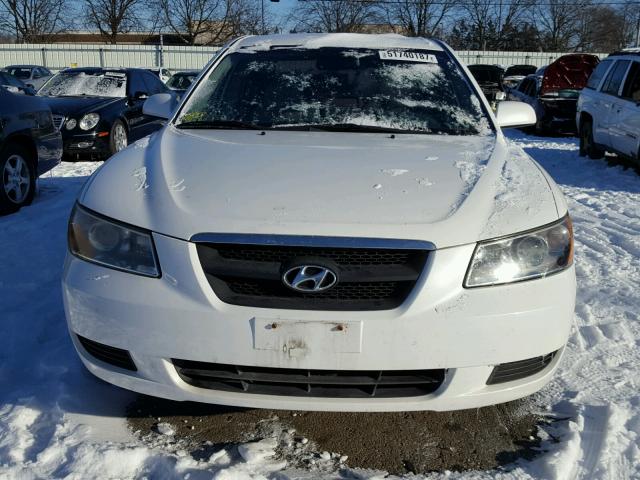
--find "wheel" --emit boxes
[109,120,128,156]
[0,143,36,215]
[579,120,604,159]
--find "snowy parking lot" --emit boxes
[0,130,639,479]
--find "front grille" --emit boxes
[52,114,65,131]
[77,335,137,371]
[173,359,445,398]
[196,241,429,310]
[486,351,558,385]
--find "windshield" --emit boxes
[38,71,127,97]
[167,73,196,90]
[7,68,31,79]
[177,47,491,135]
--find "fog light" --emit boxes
[75,141,94,149]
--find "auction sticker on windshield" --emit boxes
[378,50,438,63]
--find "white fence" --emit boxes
[0,43,607,71]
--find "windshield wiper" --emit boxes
[176,120,265,130]
[273,123,424,134]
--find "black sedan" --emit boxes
[37,68,175,160]
[0,86,62,214]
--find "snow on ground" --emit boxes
[0,131,639,479]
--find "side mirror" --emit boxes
[143,93,174,119]
[495,101,536,128]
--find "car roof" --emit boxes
[231,33,444,52]
[5,64,40,68]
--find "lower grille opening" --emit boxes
[77,335,137,371]
[173,359,445,398]
[486,351,558,385]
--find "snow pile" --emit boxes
[0,131,639,479]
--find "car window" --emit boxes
[525,79,537,97]
[621,62,640,102]
[586,60,612,90]
[42,68,52,76]
[178,47,492,136]
[1,73,22,87]
[33,68,43,79]
[518,79,529,93]
[128,71,148,96]
[142,71,167,95]
[8,67,31,79]
[602,60,630,96]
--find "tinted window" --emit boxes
[518,79,530,93]
[601,60,629,95]
[586,60,612,90]
[128,71,148,96]
[178,47,492,136]
[621,62,640,101]
[142,71,167,95]
[7,67,31,79]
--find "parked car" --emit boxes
[467,64,506,104]
[577,51,640,163]
[0,87,62,213]
[502,64,537,90]
[508,54,600,133]
[3,65,53,90]
[145,67,173,83]
[166,70,199,100]
[0,71,36,95]
[63,34,575,412]
[36,67,175,160]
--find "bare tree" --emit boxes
[151,0,233,45]
[386,0,457,37]
[534,0,591,51]
[292,0,380,33]
[460,0,533,49]
[0,0,69,42]
[84,0,143,44]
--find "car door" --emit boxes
[599,60,631,149]
[124,71,151,142]
[612,61,640,158]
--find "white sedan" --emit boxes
[62,33,576,412]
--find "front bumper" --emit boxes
[62,132,111,159]
[62,233,576,412]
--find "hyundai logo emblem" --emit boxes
[283,265,338,293]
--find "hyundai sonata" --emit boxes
[63,34,576,411]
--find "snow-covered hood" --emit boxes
[79,127,563,248]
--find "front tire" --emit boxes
[579,120,604,159]
[0,143,36,215]
[109,120,128,156]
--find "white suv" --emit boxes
[577,52,640,162]
[63,34,575,412]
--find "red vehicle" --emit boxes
[508,54,600,133]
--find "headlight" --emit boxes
[68,204,160,277]
[464,215,573,288]
[65,118,77,130]
[79,113,100,130]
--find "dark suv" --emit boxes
[0,87,62,213]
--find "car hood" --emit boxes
[79,128,562,248]
[37,95,121,116]
[541,54,600,96]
